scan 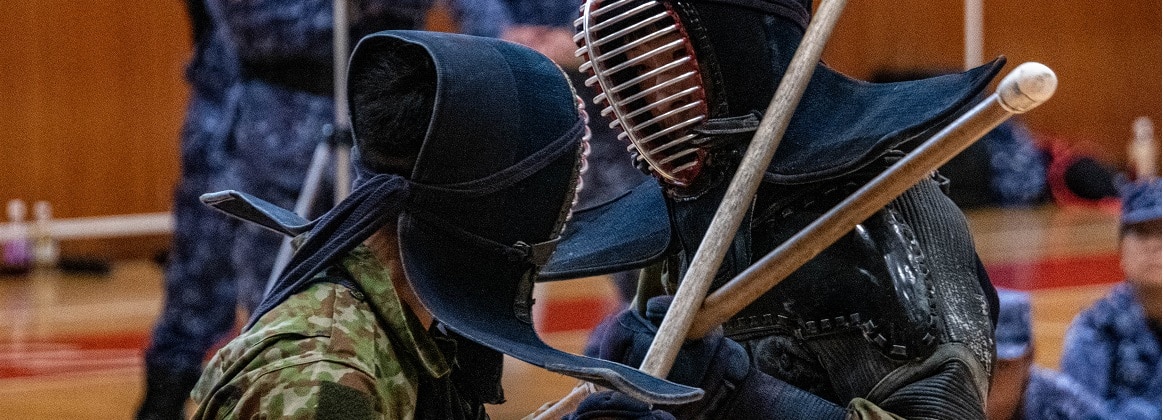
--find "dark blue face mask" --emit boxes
[203,30,703,406]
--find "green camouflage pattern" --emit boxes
[191,245,450,419]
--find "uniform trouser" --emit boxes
[144,83,334,375]
[143,174,277,374]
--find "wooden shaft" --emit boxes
[524,382,597,420]
[638,0,849,377]
[690,62,1058,337]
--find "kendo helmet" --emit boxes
[546,0,1006,278]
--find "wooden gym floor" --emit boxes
[0,204,1135,419]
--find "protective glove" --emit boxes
[586,296,846,419]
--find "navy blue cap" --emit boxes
[1120,177,1162,225]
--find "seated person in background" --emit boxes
[989,289,1105,420]
[869,68,1119,209]
[1060,176,1161,420]
[1042,138,1122,208]
[189,31,698,419]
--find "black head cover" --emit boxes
[352,30,702,405]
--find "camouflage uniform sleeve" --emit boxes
[193,279,428,420]
[195,360,382,419]
[226,360,383,420]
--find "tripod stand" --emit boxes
[263,0,352,297]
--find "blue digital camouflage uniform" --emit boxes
[451,0,581,35]
[983,120,1048,207]
[496,0,578,27]
[1061,283,1162,420]
[191,245,451,419]
[1021,366,1107,420]
[996,289,1108,419]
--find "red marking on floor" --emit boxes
[0,252,1122,380]
[0,332,148,379]
[537,297,618,334]
[986,253,1122,290]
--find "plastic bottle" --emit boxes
[2,199,32,275]
[31,201,59,269]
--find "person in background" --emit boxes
[1041,134,1124,208]
[870,68,1120,210]
[136,2,506,419]
[989,289,1106,420]
[1060,176,1162,420]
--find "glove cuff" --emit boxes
[721,367,847,419]
[567,391,676,420]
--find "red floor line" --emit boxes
[0,252,1123,379]
[0,331,148,379]
[536,297,618,334]
[985,253,1122,290]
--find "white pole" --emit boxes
[0,212,173,242]
[332,0,352,202]
[964,0,984,70]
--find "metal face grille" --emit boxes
[575,0,708,186]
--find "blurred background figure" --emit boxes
[1059,175,1162,420]
[136,1,506,419]
[988,289,1106,420]
[869,67,1120,210]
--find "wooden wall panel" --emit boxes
[0,2,1159,259]
[822,0,1161,164]
[0,1,189,216]
[0,1,190,257]
[983,0,1161,163]
[824,0,968,72]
